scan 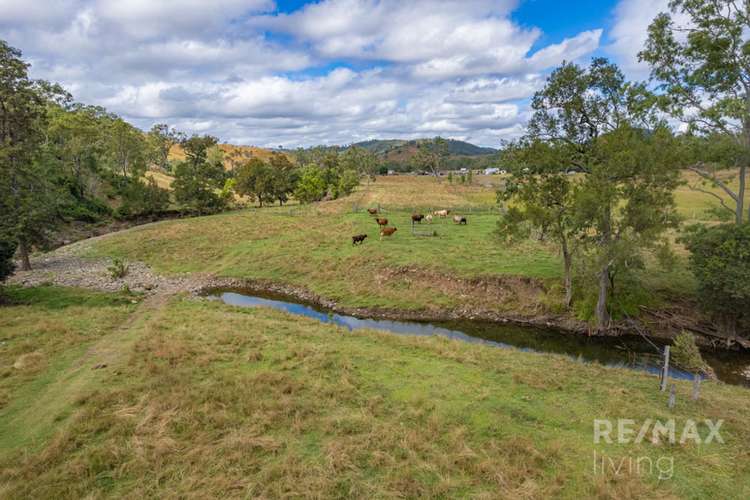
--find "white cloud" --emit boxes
[528,30,603,69]
[447,76,543,104]
[1,0,607,147]
[607,0,671,78]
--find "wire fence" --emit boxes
[236,202,506,219]
[350,204,505,216]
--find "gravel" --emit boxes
[8,251,205,296]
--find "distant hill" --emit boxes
[167,139,496,172]
[349,138,498,171]
[352,138,496,157]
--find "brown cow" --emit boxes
[453,215,467,225]
[380,227,397,240]
[375,218,388,227]
[352,234,368,245]
[367,207,378,215]
[434,209,450,217]
[411,213,425,223]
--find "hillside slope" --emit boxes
[168,143,287,170]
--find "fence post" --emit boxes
[668,384,676,409]
[660,346,671,392]
[692,374,701,401]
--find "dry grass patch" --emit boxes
[2,294,748,498]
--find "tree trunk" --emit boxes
[562,239,573,309]
[737,164,746,224]
[18,240,31,271]
[595,263,611,330]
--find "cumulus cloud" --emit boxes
[607,0,674,78]
[1,0,609,147]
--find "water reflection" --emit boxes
[219,291,750,388]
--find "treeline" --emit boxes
[0,38,196,274]
[498,0,749,338]
[233,145,377,207]
[0,40,380,278]
[296,140,499,175]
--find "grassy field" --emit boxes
[88,203,564,313]
[85,173,740,315]
[1,286,748,498]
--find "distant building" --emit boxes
[483,167,507,175]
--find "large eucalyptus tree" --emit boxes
[641,0,750,224]
[514,58,680,329]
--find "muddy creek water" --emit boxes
[217,290,750,388]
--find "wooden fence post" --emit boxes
[668,384,676,409]
[660,346,671,392]
[692,374,701,401]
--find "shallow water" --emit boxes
[217,290,750,388]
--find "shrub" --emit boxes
[682,223,750,336]
[336,169,359,197]
[572,261,650,322]
[294,165,327,203]
[0,234,16,283]
[672,331,709,374]
[107,258,128,279]
[117,177,170,218]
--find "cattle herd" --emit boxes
[353,207,467,244]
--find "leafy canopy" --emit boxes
[640,0,750,223]
[682,223,750,334]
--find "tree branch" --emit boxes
[686,164,740,203]
[687,184,736,215]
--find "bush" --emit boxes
[60,195,112,223]
[294,165,327,203]
[107,258,128,279]
[682,223,750,335]
[672,331,709,374]
[572,262,650,322]
[336,169,359,197]
[116,177,170,218]
[0,235,16,283]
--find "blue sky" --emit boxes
[513,0,615,46]
[0,0,666,147]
